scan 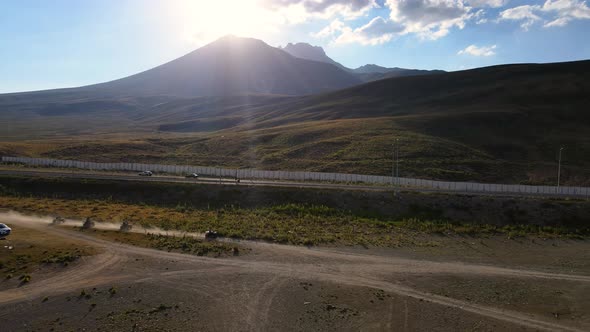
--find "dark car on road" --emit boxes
[185,173,199,178]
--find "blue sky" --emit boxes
[2,0,590,93]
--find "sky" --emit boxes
[1,0,590,93]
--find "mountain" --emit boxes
[280,42,444,82]
[89,36,364,97]
[5,36,362,99]
[352,64,394,74]
[279,43,348,70]
[352,64,445,81]
[1,59,589,185]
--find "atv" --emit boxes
[205,230,218,240]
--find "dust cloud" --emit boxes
[0,210,205,239]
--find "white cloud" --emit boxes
[385,0,475,40]
[312,19,346,38]
[542,0,590,18]
[474,9,489,23]
[467,0,509,8]
[544,16,572,26]
[498,0,590,30]
[330,16,404,45]
[263,0,379,21]
[498,5,542,30]
[306,0,590,47]
[312,0,517,46]
[541,0,590,27]
[458,44,497,56]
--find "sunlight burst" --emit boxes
[166,0,284,46]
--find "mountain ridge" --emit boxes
[90,36,364,97]
[279,42,445,81]
[279,42,348,71]
[2,36,363,98]
[1,58,589,184]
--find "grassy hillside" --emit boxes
[0,60,589,185]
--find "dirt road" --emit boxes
[1,214,589,331]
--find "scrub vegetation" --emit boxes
[90,230,245,257]
[1,196,587,248]
[0,226,96,280]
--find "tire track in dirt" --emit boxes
[5,211,590,283]
[108,246,589,331]
[0,251,126,307]
[1,216,588,331]
[244,275,289,331]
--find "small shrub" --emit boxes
[149,304,172,314]
[19,274,32,283]
[42,252,80,265]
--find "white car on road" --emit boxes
[0,223,11,238]
[138,171,153,176]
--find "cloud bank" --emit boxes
[307,0,590,46]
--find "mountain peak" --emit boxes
[86,36,361,97]
[205,35,270,49]
[280,42,347,70]
[282,42,328,56]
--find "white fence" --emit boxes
[1,156,589,198]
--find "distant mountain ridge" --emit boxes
[352,64,395,74]
[279,42,445,82]
[2,37,442,98]
[4,36,362,99]
[279,43,348,71]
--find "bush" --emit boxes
[19,274,31,283]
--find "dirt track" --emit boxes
[1,214,589,331]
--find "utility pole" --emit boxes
[391,143,395,187]
[396,139,400,187]
[557,147,564,189]
[392,139,399,193]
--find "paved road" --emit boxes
[0,169,582,199]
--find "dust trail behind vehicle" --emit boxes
[0,210,206,239]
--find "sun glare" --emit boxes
[166,0,282,46]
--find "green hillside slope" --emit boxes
[0,60,589,185]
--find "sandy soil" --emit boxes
[0,214,589,332]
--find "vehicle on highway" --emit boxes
[0,223,11,238]
[205,230,218,240]
[138,171,153,176]
[185,173,199,178]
